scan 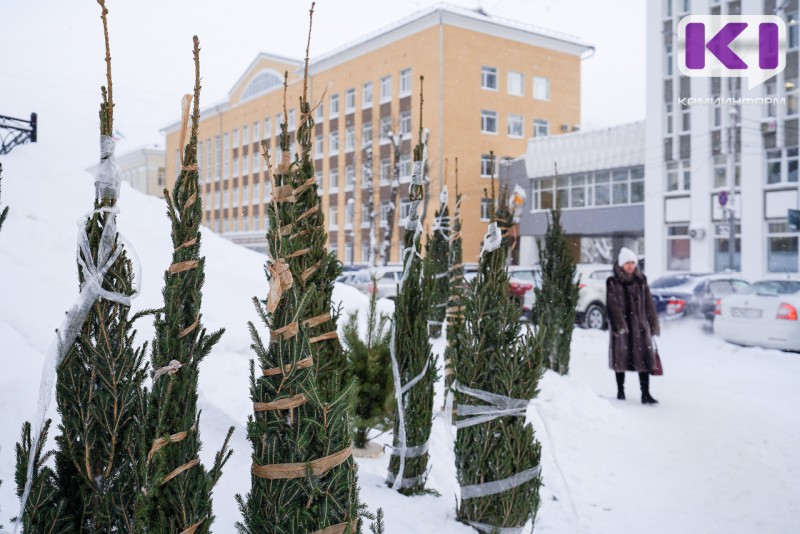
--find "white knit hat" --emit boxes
[617,247,637,267]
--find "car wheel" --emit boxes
[585,304,606,330]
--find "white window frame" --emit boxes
[330,130,339,155]
[362,82,373,108]
[533,77,550,101]
[480,198,491,221]
[507,71,524,96]
[380,75,392,102]
[400,68,412,96]
[508,114,524,138]
[480,154,493,178]
[481,66,498,91]
[345,126,355,153]
[534,119,549,137]
[315,134,324,159]
[329,205,339,229]
[481,110,498,134]
[345,88,356,113]
[330,94,340,118]
[400,111,412,138]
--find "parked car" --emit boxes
[575,264,613,329]
[347,267,403,299]
[714,278,800,351]
[508,266,540,318]
[650,273,749,319]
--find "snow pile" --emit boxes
[1,144,799,532]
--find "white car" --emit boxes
[347,267,404,300]
[575,264,614,329]
[714,279,800,351]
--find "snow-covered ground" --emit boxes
[1,144,799,533]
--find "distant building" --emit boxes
[86,146,166,198]
[645,0,800,278]
[511,121,645,266]
[161,3,592,259]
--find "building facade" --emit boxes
[87,146,166,197]
[512,121,646,266]
[646,0,800,279]
[162,5,591,259]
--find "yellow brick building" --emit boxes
[162,5,591,263]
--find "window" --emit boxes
[667,225,690,270]
[243,126,249,149]
[571,174,586,207]
[253,181,260,205]
[665,0,672,17]
[315,103,324,121]
[680,0,690,13]
[612,170,629,204]
[345,126,355,152]
[400,68,412,95]
[330,131,339,155]
[330,94,339,117]
[508,71,523,96]
[480,154,493,177]
[315,135,324,158]
[288,109,296,131]
[380,116,392,143]
[345,165,356,189]
[329,205,339,229]
[380,75,392,101]
[768,222,799,272]
[345,201,355,228]
[242,153,249,176]
[264,117,272,140]
[363,82,373,107]
[329,168,339,191]
[533,77,550,100]
[233,128,240,148]
[682,108,690,131]
[214,136,221,178]
[361,203,371,224]
[344,243,353,264]
[480,198,491,220]
[400,111,412,137]
[362,242,370,262]
[399,154,412,182]
[399,200,413,224]
[594,172,610,206]
[380,158,391,184]
[790,12,799,50]
[714,223,741,272]
[380,203,390,226]
[665,43,673,77]
[232,152,240,177]
[533,119,549,137]
[223,133,230,177]
[232,186,239,207]
[252,122,259,144]
[481,110,498,134]
[665,102,674,135]
[508,114,523,138]
[481,66,498,90]
[767,149,782,184]
[361,162,372,188]
[206,139,212,181]
[345,89,356,113]
[243,184,250,205]
[362,122,373,146]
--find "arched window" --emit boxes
[241,70,282,100]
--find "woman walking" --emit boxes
[606,247,661,404]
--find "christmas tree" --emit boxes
[425,180,450,338]
[452,163,546,533]
[15,2,149,530]
[135,37,233,534]
[534,200,579,375]
[386,78,437,495]
[0,163,8,233]
[443,160,464,396]
[286,13,350,402]
[236,8,359,532]
[342,289,393,449]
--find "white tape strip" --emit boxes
[461,464,541,500]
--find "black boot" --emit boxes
[639,372,658,404]
[615,372,625,400]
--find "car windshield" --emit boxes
[746,280,800,295]
[651,275,694,289]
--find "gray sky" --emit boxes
[1,0,645,168]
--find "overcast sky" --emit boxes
[1,0,645,168]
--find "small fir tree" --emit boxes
[452,169,546,533]
[386,78,437,495]
[15,3,149,531]
[443,161,464,395]
[0,162,9,233]
[135,37,233,534]
[426,184,450,338]
[533,200,579,375]
[236,9,359,531]
[342,288,393,449]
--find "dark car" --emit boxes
[650,273,750,320]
